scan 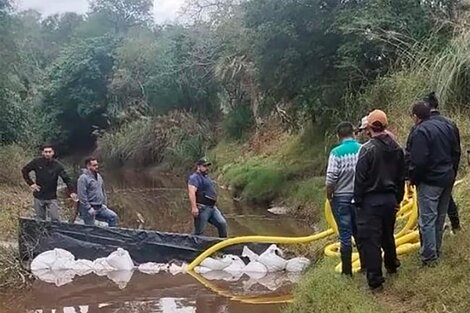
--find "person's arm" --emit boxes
[354,146,371,207]
[409,130,429,186]
[404,127,414,182]
[58,164,77,199]
[101,175,108,206]
[325,152,339,201]
[21,159,40,191]
[77,175,92,213]
[395,149,406,205]
[452,123,461,174]
[188,174,201,218]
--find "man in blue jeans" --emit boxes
[326,122,362,275]
[188,158,227,237]
[77,157,119,227]
[407,102,460,266]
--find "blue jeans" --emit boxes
[331,194,360,274]
[80,204,119,227]
[417,183,452,263]
[194,205,227,238]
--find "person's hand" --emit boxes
[30,184,40,192]
[70,193,78,202]
[88,208,96,216]
[191,207,199,218]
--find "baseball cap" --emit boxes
[196,157,212,166]
[367,110,388,129]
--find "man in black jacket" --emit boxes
[354,110,405,291]
[407,102,460,266]
[22,145,77,222]
[424,92,461,232]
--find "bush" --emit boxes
[223,105,255,140]
[97,111,214,168]
[0,145,32,186]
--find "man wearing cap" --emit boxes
[407,102,460,266]
[188,158,228,237]
[354,110,405,291]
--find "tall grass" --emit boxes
[0,144,32,186]
[97,111,215,169]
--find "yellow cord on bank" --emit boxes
[187,185,420,272]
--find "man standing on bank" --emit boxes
[188,158,228,237]
[424,92,462,233]
[326,122,362,276]
[77,157,118,227]
[354,110,405,291]
[22,144,77,222]
[407,102,460,266]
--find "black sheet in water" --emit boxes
[18,218,269,264]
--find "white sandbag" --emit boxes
[138,263,169,275]
[93,258,115,276]
[245,269,267,280]
[71,259,95,276]
[242,246,259,262]
[194,266,212,274]
[31,249,75,271]
[169,263,187,275]
[32,269,76,287]
[258,272,285,291]
[200,257,232,271]
[201,270,234,281]
[243,260,268,273]
[105,248,134,271]
[286,257,311,272]
[221,272,243,282]
[257,244,287,272]
[106,270,134,289]
[222,255,246,273]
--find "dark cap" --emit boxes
[196,157,212,166]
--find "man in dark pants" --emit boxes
[424,92,461,232]
[326,122,362,276]
[354,110,405,291]
[188,158,228,237]
[407,102,460,266]
[22,144,77,222]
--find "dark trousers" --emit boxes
[448,196,460,230]
[357,193,398,289]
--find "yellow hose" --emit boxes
[187,185,420,274]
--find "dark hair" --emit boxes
[370,122,385,133]
[412,101,431,120]
[336,121,354,138]
[84,156,97,166]
[424,92,439,109]
[41,144,54,151]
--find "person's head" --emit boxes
[424,92,439,110]
[336,121,355,140]
[367,110,388,135]
[41,144,55,160]
[411,101,431,125]
[196,157,211,175]
[85,157,99,173]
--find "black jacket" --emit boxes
[22,157,74,200]
[430,110,461,172]
[407,117,459,187]
[354,134,405,206]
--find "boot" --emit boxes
[341,253,352,276]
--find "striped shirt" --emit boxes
[326,138,362,195]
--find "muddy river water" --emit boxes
[1,169,313,313]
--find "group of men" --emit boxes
[22,146,118,227]
[326,93,461,291]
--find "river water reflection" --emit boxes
[1,169,313,313]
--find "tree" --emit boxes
[41,37,116,152]
[89,0,153,33]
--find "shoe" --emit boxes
[369,284,384,293]
[421,260,439,268]
[386,267,398,274]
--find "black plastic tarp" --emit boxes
[18,218,269,264]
